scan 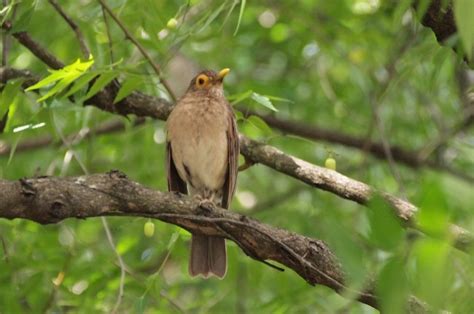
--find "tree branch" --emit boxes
[0,171,427,310]
[48,0,90,59]
[2,22,64,70]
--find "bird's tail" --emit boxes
[189,234,227,278]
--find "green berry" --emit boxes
[144,221,155,237]
[325,157,336,170]
[167,18,178,29]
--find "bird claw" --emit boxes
[194,196,216,212]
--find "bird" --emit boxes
[166,68,239,278]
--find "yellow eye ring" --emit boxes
[195,74,209,87]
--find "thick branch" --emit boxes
[255,112,423,167]
[0,173,434,311]
[239,136,473,251]
[0,172,377,309]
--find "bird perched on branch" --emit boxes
[166,68,239,278]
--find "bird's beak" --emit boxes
[217,68,230,81]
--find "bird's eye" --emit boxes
[195,74,209,87]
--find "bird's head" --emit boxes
[187,68,230,95]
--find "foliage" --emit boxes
[1,0,473,313]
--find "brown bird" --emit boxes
[166,68,239,278]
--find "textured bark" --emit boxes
[0,172,378,308]
[239,136,473,251]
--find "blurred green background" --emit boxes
[1,0,473,313]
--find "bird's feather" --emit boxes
[222,107,239,209]
[166,142,187,194]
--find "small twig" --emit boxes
[101,217,126,314]
[102,5,115,64]
[98,0,177,101]
[0,1,18,133]
[1,23,65,69]
[1,0,10,66]
[47,0,90,59]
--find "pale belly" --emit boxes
[167,104,229,194]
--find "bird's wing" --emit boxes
[221,108,240,209]
[166,142,188,194]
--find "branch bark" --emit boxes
[0,172,426,310]
[251,111,474,184]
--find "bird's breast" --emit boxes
[167,97,230,193]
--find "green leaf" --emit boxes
[37,74,77,101]
[10,5,36,32]
[26,57,94,92]
[392,0,412,27]
[83,71,118,101]
[197,2,226,34]
[234,110,244,121]
[25,57,95,102]
[233,0,246,36]
[251,92,278,112]
[228,89,253,105]
[454,0,474,59]
[247,115,273,135]
[377,256,408,314]
[367,195,404,251]
[176,226,191,238]
[113,77,143,104]
[0,79,23,117]
[415,0,431,19]
[322,213,366,288]
[265,95,293,103]
[417,176,449,238]
[63,72,99,98]
[410,239,451,311]
[135,295,148,314]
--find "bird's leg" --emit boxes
[199,199,216,212]
[193,194,217,212]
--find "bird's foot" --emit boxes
[193,196,216,212]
